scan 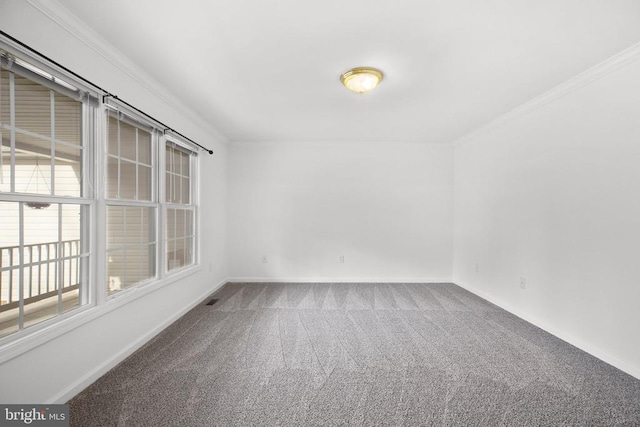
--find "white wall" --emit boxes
[0,1,228,403]
[228,142,453,281]
[453,55,640,377]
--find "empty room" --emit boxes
[1,0,639,425]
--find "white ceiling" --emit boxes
[55,0,640,144]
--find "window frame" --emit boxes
[162,138,198,275]
[0,36,203,353]
[0,45,98,342]
[103,106,160,298]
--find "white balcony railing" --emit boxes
[0,240,80,312]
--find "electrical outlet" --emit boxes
[262,256,268,263]
[339,255,345,264]
[519,277,526,290]
[475,263,480,273]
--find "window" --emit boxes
[105,112,157,295]
[0,37,202,344]
[165,143,196,272]
[0,55,93,339]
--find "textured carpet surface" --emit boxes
[69,283,640,426]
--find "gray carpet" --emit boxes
[69,283,640,426]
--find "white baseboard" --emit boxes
[49,278,228,403]
[455,281,640,381]
[226,277,452,283]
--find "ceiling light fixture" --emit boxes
[340,67,383,94]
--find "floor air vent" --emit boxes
[205,298,219,306]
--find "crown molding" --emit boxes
[229,139,451,147]
[25,0,229,146]
[453,41,640,147]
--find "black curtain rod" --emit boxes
[0,30,214,155]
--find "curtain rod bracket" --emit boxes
[1,52,15,69]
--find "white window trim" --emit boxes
[0,39,203,360]
[163,138,198,275]
[103,109,160,297]
[0,59,96,341]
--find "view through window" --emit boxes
[0,43,201,342]
[165,143,195,272]
[0,62,90,338]
[105,113,157,296]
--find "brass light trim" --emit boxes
[340,67,384,94]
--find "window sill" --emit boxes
[0,265,203,365]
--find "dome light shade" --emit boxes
[340,67,383,94]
